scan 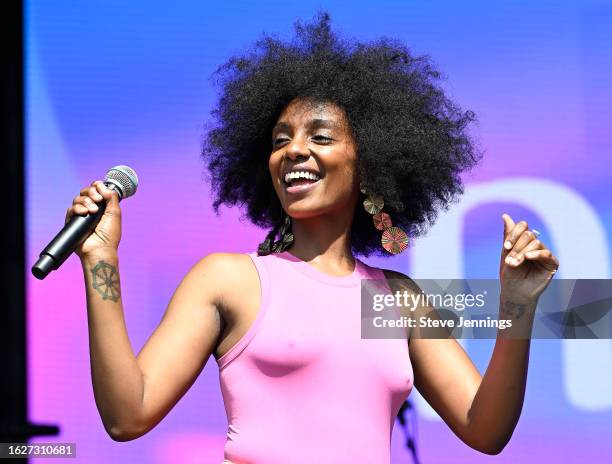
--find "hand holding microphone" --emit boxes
[66,180,122,259]
[32,166,138,279]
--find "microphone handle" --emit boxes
[31,185,115,280]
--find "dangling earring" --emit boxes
[360,180,409,255]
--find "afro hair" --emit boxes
[202,11,483,257]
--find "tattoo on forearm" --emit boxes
[90,260,120,302]
[501,300,527,319]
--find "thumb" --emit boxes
[105,188,121,212]
[98,183,121,214]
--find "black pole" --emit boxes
[397,399,421,464]
[1,0,59,458]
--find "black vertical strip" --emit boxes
[1,0,27,444]
[1,2,59,455]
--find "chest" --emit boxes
[243,286,413,393]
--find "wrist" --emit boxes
[499,285,539,306]
[80,248,119,266]
[497,293,537,339]
[499,289,537,307]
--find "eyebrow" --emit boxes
[272,118,340,136]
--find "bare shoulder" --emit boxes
[380,268,421,293]
[381,268,452,341]
[194,251,255,276]
[192,252,259,300]
[192,252,262,359]
[190,252,261,324]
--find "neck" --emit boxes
[286,208,356,272]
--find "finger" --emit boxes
[525,249,559,273]
[508,237,542,266]
[504,220,529,252]
[93,180,118,201]
[525,247,554,262]
[87,185,104,203]
[69,203,90,216]
[83,195,100,213]
[507,229,538,258]
[77,204,90,214]
[502,213,515,250]
[73,195,99,214]
[80,181,100,195]
[65,201,93,223]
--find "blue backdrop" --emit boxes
[26,1,612,462]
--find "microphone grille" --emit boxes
[104,165,139,199]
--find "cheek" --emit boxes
[268,152,277,171]
[335,147,358,183]
[268,153,282,179]
[324,160,358,197]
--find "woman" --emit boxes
[68,13,559,463]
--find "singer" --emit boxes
[68,13,559,463]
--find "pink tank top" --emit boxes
[216,251,414,463]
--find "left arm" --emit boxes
[391,213,559,455]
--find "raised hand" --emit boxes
[499,213,559,303]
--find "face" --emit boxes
[269,98,360,219]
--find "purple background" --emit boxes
[26,1,612,462]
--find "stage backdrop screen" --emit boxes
[26,1,612,462]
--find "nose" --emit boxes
[284,135,310,161]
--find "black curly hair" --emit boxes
[202,11,483,257]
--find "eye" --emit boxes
[272,137,290,148]
[312,135,333,143]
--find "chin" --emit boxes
[284,204,323,219]
[284,201,344,220]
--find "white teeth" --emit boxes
[284,171,321,184]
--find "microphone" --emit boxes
[31,165,139,280]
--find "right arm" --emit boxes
[82,250,232,441]
[71,181,239,441]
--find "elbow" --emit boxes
[105,421,149,442]
[469,436,510,455]
[107,426,138,442]
[464,413,517,455]
[474,443,506,456]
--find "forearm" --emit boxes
[81,250,145,439]
[466,293,536,454]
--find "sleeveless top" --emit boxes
[216,251,414,464]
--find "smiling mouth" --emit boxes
[283,171,321,184]
[283,171,321,193]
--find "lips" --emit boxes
[280,164,324,196]
[284,177,321,194]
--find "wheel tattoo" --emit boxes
[90,260,120,302]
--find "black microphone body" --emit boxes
[31,184,114,280]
